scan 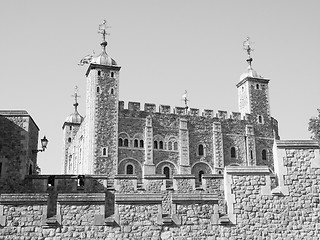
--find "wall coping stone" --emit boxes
[173,174,196,179]
[202,174,223,179]
[275,140,319,149]
[225,166,270,175]
[0,193,49,204]
[57,193,105,203]
[144,175,166,180]
[115,193,162,203]
[114,174,138,179]
[172,193,218,203]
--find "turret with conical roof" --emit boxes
[62,86,83,173]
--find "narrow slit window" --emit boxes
[110,88,114,95]
[0,162,2,177]
[159,141,164,149]
[231,147,236,158]
[68,137,72,143]
[198,144,204,156]
[98,70,101,76]
[111,72,114,78]
[134,139,139,148]
[154,141,158,149]
[29,164,33,175]
[97,86,100,93]
[102,147,107,156]
[262,149,267,161]
[250,150,253,159]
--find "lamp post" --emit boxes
[32,136,49,153]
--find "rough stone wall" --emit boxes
[0,112,39,191]
[2,141,320,239]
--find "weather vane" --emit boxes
[72,86,80,105]
[243,37,254,67]
[98,20,111,42]
[182,90,189,113]
[243,37,254,58]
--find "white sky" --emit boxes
[1,1,319,174]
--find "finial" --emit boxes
[182,90,189,114]
[71,86,80,111]
[243,37,254,67]
[98,20,111,43]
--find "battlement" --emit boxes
[119,100,247,120]
[1,140,320,238]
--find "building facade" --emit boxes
[63,23,279,182]
[0,110,39,184]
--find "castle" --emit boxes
[63,23,279,183]
[1,22,320,239]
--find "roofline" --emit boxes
[236,76,270,88]
[85,63,121,76]
[0,110,40,131]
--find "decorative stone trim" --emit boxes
[171,193,218,203]
[0,193,49,204]
[115,193,162,203]
[275,140,319,149]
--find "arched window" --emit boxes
[124,139,129,147]
[110,88,114,95]
[231,147,236,158]
[111,72,114,78]
[98,70,101,76]
[198,144,204,156]
[256,84,260,90]
[250,150,253,159]
[258,115,263,124]
[140,140,144,148]
[154,141,158,149]
[262,149,267,160]
[69,126,72,131]
[97,86,100,93]
[163,166,170,179]
[198,170,204,183]
[168,141,172,151]
[173,142,178,151]
[126,164,134,174]
[134,139,139,148]
[119,138,123,147]
[159,141,164,149]
[68,137,71,143]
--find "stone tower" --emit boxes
[237,38,271,122]
[83,21,121,176]
[62,89,83,173]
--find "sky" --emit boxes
[0,1,319,174]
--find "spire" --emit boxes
[243,37,254,68]
[98,20,111,53]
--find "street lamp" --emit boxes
[32,136,49,153]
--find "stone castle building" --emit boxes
[63,23,279,182]
[0,111,39,182]
[1,22,320,239]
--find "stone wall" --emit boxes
[1,139,320,239]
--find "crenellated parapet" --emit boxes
[2,140,320,238]
[119,100,251,121]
